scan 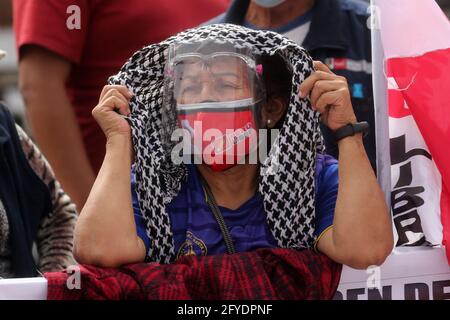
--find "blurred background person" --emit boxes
[208,0,450,172]
[12,0,229,211]
[0,50,77,279]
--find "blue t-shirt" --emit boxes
[132,154,338,259]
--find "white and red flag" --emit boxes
[372,0,450,263]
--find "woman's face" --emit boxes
[176,57,253,104]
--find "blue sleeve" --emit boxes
[131,169,151,253]
[314,162,339,237]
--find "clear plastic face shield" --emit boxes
[163,41,266,171]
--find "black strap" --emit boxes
[199,175,236,254]
[334,121,370,142]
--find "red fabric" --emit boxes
[442,185,450,263]
[389,48,450,263]
[45,248,342,300]
[13,0,229,173]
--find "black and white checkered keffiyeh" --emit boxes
[108,24,324,264]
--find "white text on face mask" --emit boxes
[170,121,280,174]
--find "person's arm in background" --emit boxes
[15,124,78,272]
[18,46,95,211]
[73,85,146,268]
[300,61,394,270]
[13,0,92,211]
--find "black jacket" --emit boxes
[0,103,51,277]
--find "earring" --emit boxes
[267,119,272,128]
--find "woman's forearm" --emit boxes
[319,134,393,269]
[74,135,145,267]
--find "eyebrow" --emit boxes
[181,72,240,81]
[212,72,240,78]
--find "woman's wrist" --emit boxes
[106,133,131,145]
[106,134,134,163]
[337,133,364,152]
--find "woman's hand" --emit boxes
[75,85,145,268]
[299,61,357,131]
[300,64,393,269]
[92,85,133,140]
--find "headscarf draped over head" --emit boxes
[108,24,324,263]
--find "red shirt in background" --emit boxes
[14,0,229,173]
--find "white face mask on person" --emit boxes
[252,0,286,8]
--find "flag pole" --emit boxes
[371,0,391,208]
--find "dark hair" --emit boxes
[260,53,293,129]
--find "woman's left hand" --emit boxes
[299,61,357,131]
[300,64,393,270]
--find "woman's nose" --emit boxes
[198,80,219,102]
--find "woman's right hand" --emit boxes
[92,85,133,140]
[76,84,144,267]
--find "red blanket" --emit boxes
[46,248,342,300]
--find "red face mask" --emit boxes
[178,102,258,171]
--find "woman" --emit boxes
[0,102,77,278]
[73,24,393,270]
